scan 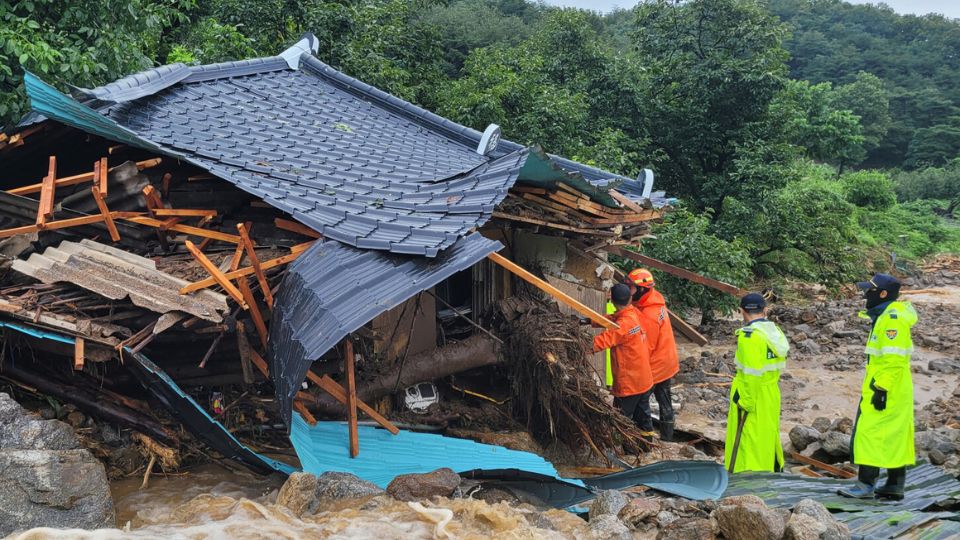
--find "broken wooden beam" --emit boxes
[344,339,359,458]
[668,310,708,346]
[789,452,856,479]
[122,216,241,244]
[235,321,256,385]
[237,278,268,349]
[0,211,143,239]
[491,211,616,237]
[8,158,162,196]
[36,156,57,226]
[90,186,121,242]
[184,240,248,309]
[608,189,648,214]
[98,157,108,196]
[609,247,745,298]
[275,218,322,238]
[237,222,273,309]
[74,337,84,371]
[152,208,218,218]
[179,251,304,294]
[487,251,617,329]
[294,401,318,426]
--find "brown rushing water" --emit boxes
[6,463,591,539]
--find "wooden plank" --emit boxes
[98,157,108,196]
[237,278,268,349]
[74,337,84,370]
[152,209,218,218]
[184,240,248,308]
[248,348,270,378]
[90,186,120,242]
[789,452,856,479]
[179,251,303,294]
[0,211,141,239]
[8,158,162,196]
[142,185,164,216]
[36,156,57,226]
[274,217,322,238]
[609,247,745,297]
[160,173,173,198]
[491,211,615,237]
[290,240,317,254]
[344,339,359,458]
[235,320,256,385]
[237,222,273,309]
[668,310,708,346]
[795,466,824,478]
[487,251,617,329]
[306,371,401,435]
[122,216,241,243]
[293,401,318,426]
[229,242,245,272]
[608,189,648,214]
[511,186,548,195]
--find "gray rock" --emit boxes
[785,513,828,540]
[387,468,460,502]
[928,358,960,374]
[791,499,851,540]
[618,497,660,529]
[930,449,948,466]
[0,393,79,451]
[658,517,718,540]
[916,430,958,455]
[830,417,854,435]
[0,449,114,535]
[801,442,823,458]
[589,489,628,520]
[657,510,679,526]
[277,472,319,516]
[798,339,822,355]
[794,324,815,336]
[588,514,632,540]
[822,431,851,457]
[715,495,786,540]
[315,471,383,501]
[790,425,822,451]
[812,417,833,434]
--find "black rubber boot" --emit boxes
[875,467,906,500]
[659,421,675,442]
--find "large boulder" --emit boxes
[315,471,384,501]
[790,499,851,540]
[277,472,319,516]
[658,517,718,540]
[618,497,661,530]
[790,425,822,452]
[822,431,851,457]
[387,468,460,502]
[0,449,114,535]
[0,392,114,536]
[588,514,632,540]
[715,495,786,540]
[277,471,386,516]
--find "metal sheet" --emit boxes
[289,415,578,489]
[12,239,228,322]
[582,460,728,501]
[269,233,502,426]
[124,348,296,476]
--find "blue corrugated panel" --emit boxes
[290,415,580,489]
[268,233,502,426]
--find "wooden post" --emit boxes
[609,247,745,297]
[235,321,256,385]
[668,310,708,346]
[487,251,618,329]
[36,156,57,226]
[236,222,273,309]
[98,157,108,196]
[184,240,248,308]
[179,251,304,294]
[237,277,268,349]
[74,337,84,370]
[345,339,359,457]
[90,186,121,242]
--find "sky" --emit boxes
[541,0,960,19]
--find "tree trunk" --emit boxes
[308,334,500,416]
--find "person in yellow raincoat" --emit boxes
[839,273,917,500]
[725,293,790,473]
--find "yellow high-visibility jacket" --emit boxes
[852,301,917,469]
[725,319,789,473]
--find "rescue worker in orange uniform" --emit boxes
[593,283,654,427]
[626,268,680,441]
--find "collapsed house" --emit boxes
[0,34,735,486]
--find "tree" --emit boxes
[841,170,896,210]
[419,1,531,76]
[831,72,891,159]
[631,0,790,206]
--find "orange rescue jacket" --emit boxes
[635,289,679,384]
[593,304,653,398]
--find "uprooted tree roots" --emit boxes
[496,297,652,461]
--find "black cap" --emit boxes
[856,273,900,292]
[740,292,767,311]
[611,283,632,305]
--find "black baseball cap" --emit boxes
[611,283,632,304]
[856,273,900,292]
[740,292,767,311]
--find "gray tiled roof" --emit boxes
[268,233,502,425]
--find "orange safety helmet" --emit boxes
[627,268,655,289]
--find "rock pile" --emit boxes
[788,417,853,462]
[0,392,115,535]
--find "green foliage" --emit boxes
[855,201,960,259]
[166,18,258,64]
[419,1,531,75]
[841,170,896,210]
[831,72,891,157]
[768,79,864,167]
[904,119,960,169]
[893,160,960,216]
[637,208,752,316]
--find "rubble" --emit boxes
[589,489,629,520]
[714,495,787,540]
[386,468,462,502]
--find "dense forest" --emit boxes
[1,0,958,312]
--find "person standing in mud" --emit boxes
[725,293,790,473]
[839,273,917,500]
[625,268,680,442]
[593,283,654,429]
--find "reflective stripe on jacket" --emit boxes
[725,319,789,473]
[593,304,653,398]
[852,301,917,469]
[604,301,615,386]
[635,289,679,384]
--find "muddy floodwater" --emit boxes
[7,463,590,539]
